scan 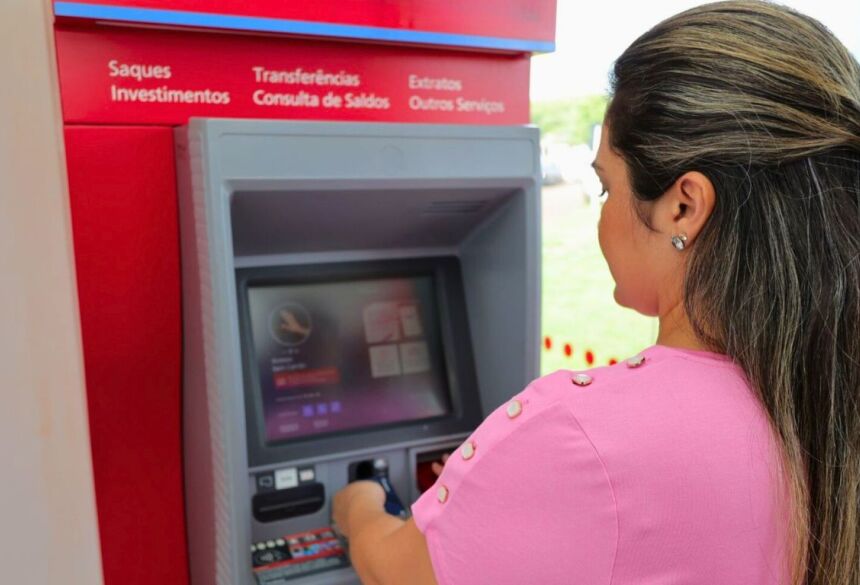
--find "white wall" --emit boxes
[0,1,104,583]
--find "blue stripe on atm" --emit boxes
[53,2,556,53]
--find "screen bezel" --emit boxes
[235,256,483,467]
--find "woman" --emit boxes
[332,2,860,583]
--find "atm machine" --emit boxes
[177,119,541,585]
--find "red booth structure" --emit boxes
[53,3,556,583]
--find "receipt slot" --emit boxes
[177,119,541,584]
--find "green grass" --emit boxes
[540,183,658,373]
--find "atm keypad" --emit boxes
[253,527,348,583]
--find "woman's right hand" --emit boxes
[431,453,449,476]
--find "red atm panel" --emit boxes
[65,126,188,585]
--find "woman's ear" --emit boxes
[657,171,716,245]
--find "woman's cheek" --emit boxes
[597,198,617,260]
[597,201,624,292]
[598,198,622,262]
[597,205,608,259]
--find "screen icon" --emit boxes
[363,302,402,343]
[369,344,402,378]
[400,341,431,374]
[399,304,423,337]
[269,302,313,346]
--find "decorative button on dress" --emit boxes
[411,344,790,585]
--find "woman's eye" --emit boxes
[598,189,608,202]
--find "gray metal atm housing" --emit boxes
[177,119,541,585]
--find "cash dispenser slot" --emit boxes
[252,483,325,523]
[415,448,455,493]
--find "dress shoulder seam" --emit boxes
[561,400,620,585]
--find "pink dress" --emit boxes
[412,344,790,584]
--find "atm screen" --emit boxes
[246,275,453,443]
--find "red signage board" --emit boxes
[55,26,531,125]
[54,0,556,51]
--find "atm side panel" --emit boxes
[65,126,190,585]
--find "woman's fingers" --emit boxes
[431,453,451,476]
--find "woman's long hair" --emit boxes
[605,2,860,583]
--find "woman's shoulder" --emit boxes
[525,345,772,461]
[527,344,754,416]
[450,344,761,469]
[531,343,748,397]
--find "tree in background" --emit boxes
[531,95,608,146]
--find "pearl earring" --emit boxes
[671,233,688,251]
